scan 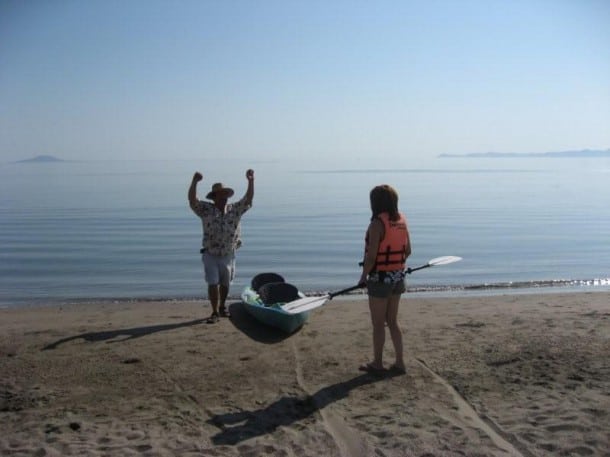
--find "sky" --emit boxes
[1,0,609,165]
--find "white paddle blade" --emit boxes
[428,255,462,266]
[281,295,330,314]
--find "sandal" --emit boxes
[206,312,219,324]
[219,306,231,318]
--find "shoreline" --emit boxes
[2,282,610,310]
[2,292,609,456]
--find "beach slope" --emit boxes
[1,292,609,456]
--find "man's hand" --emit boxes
[193,172,203,182]
[246,169,254,181]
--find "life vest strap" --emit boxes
[376,244,406,267]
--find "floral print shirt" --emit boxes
[191,197,251,256]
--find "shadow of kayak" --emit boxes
[228,301,302,344]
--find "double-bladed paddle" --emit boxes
[281,255,462,315]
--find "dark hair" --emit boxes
[369,185,400,221]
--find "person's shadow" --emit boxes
[208,371,401,445]
[42,318,205,351]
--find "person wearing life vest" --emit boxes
[358,184,411,375]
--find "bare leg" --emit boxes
[385,293,405,370]
[218,284,231,317]
[368,296,388,369]
[208,285,219,315]
[219,284,229,309]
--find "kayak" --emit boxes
[241,273,309,333]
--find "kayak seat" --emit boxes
[258,282,300,305]
[251,272,285,292]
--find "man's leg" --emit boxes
[218,254,234,317]
[208,284,220,315]
[218,285,229,316]
[202,252,220,322]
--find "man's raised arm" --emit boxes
[244,169,254,205]
[189,172,203,208]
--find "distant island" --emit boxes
[438,149,610,158]
[15,155,64,163]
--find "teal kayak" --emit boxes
[241,273,309,333]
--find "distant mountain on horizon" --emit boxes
[15,155,64,163]
[438,149,610,158]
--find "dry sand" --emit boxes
[1,292,609,456]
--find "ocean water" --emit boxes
[1,157,609,307]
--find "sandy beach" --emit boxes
[1,291,609,456]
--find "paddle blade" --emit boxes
[428,256,462,266]
[281,295,330,314]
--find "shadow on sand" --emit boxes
[42,299,300,350]
[208,371,400,445]
[41,318,205,351]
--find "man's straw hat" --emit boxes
[206,183,234,200]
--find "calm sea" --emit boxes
[1,157,609,307]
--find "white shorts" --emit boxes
[202,251,235,287]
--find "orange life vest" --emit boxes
[367,212,408,271]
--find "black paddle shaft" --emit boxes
[357,262,432,275]
[406,264,431,274]
[345,258,448,297]
[328,284,363,299]
[327,267,425,298]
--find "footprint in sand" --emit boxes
[121,357,141,364]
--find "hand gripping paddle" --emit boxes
[281,255,462,315]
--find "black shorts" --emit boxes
[366,270,406,298]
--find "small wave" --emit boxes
[407,278,610,294]
[276,278,610,298]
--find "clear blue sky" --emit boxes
[1,0,609,164]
